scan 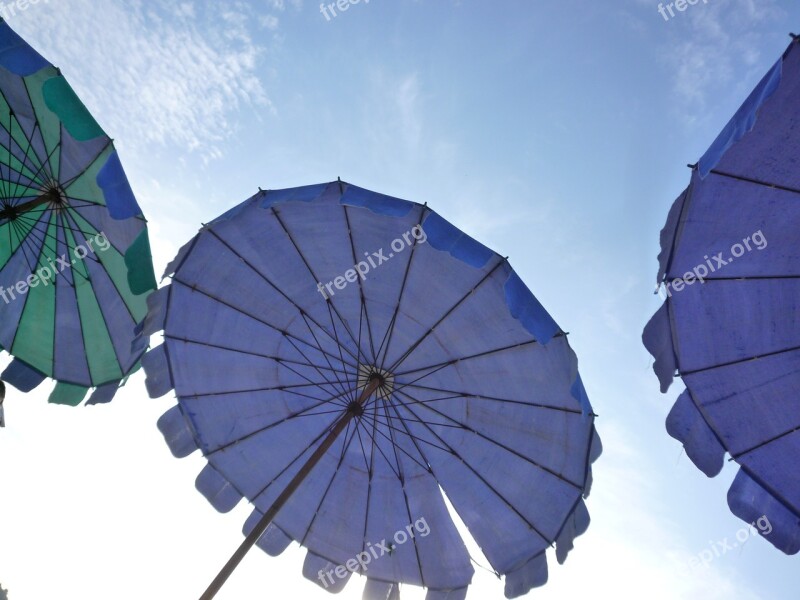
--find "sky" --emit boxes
[1,0,799,598]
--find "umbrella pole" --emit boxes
[199,375,383,600]
[0,189,60,220]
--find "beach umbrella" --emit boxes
[0,20,156,409]
[142,181,601,599]
[643,35,800,554]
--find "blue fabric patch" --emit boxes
[96,151,142,219]
[0,21,49,76]
[423,212,494,268]
[261,183,329,208]
[340,184,414,217]
[504,272,560,343]
[1,358,46,392]
[698,57,783,177]
[569,374,594,417]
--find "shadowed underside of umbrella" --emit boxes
[644,36,800,555]
[0,20,156,406]
[143,181,601,599]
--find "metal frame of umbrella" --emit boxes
[143,180,601,599]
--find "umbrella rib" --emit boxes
[298,419,362,548]
[343,205,378,365]
[184,380,355,402]
[382,397,438,472]
[58,139,114,191]
[360,399,379,555]
[379,395,428,588]
[282,319,353,401]
[358,407,440,473]
[18,78,57,191]
[387,257,507,374]
[354,411,403,478]
[270,207,368,365]
[165,334,353,397]
[170,278,359,373]
[389,397,554,545]
[162,334,351,378]
[248,416,343,506]
[205,228,365,369]
[710,168,800,196]
[374,205,428,370]
[318,306,356,401]
[393,340,539,378]
[393,387,584,490]
[61,210,127,379]
[670,275,800,281]
[399,382,585,416]
[7,210,51,355]
[680,343,800,377]
[9,119,41,201]
[204,398,345,457]
[731,424,800,461]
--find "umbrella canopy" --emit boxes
[643,36,800,554]
[0,21,156,406]
[142,181,601,599]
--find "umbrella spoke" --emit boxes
[393,387,584,490]
[398,382,585,416]
[344,205,378,366]
[298,419,362,547]
[393,340,539,378]
[205,228,365,368]
[270,207,367,364]
[387,257,507,374]
[389,396,554,545]
[373,205,428,370]
[171,279,359,375]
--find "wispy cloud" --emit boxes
[655,0,784,121]
[9,0,278,162]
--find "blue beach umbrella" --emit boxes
[0,20,157,409]
[643,36,800,554]
[142,181,601,599]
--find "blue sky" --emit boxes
[1,0,799,598]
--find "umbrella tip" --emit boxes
[791,33,798,40]
[687,163,698,170]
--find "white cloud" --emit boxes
[8,0,274,162]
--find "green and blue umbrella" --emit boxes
[0,20,156,407]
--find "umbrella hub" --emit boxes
[357,364,395,402]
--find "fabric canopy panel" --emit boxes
[0,20,156,406]
[643,37,800,554]
[143,181,601,599]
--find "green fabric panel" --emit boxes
[62,222,122,384]
[74,264,123,384]
[48,382,88,406]
[24,68,62,180]
[66,208,149,320]
[125,229,157,296]
[0,214,38,269]
[62,143,113,207]
[11,213,58,376]
[42,76,104,142]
